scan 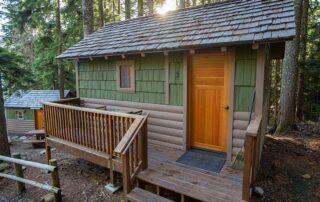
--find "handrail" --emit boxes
[50,97,80,104]
[246,115,262,137]
[43,101,144,119]
[242,114,263,201]
[0,154,61,201]
[248,91,256,126]
[114,114,149,154]
[0,155,56,172]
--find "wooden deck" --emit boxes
[139,144,243,202]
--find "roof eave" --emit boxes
[56,36,295,60]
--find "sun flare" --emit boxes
[156,0,176,15]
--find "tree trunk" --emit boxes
[98,0,104,27]
[118,0,121,15]
[201,0,205,5]
[138,0,143,16]
[277,0,303,132]
[148,0,153,15]
[125,0,130,20]
[112,0,116,21]
[274,60,281,126]
[180,0,185,8]
[56,0,64,99]
[192,0,196,6]
[296,0,309,121]
[82,0,94,37]
[0,73,10,156]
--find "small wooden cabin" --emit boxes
[44,0,295,201]
[4,90,70,135]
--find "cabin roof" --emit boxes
[57,0,295,59]
[4,90,70,109]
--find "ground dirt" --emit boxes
[0,135,126,202]
[253,126,320,202]
[1,124,319,202]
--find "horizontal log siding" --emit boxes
[6,119,35,134]
[82,98,185,150]
[5,108,34,120]
[232,47,257,160]
[78,53,183,106]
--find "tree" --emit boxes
[0,72,9,156]
[180,0,185,8]
[138,0,143,16]
[55,0,64,99]
[0,48,33,156]
[277,0,303,132]
[98,0,105,27]
[82,0,94,37]
[125,0,130,20]
[296,0,309,120]
[148,0,154,15]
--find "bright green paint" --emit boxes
[234,47,257,112]
[6,108,34,120]
[78,53,184,106]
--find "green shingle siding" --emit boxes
[234,47,257,112]
[6,108,34,120]
[78,53,183,106]
[169,52,184,106]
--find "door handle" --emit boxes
[224,105,229,110]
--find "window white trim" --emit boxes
[16,111,24,120]
[116,60,135,93]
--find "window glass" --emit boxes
[120,65,131,88]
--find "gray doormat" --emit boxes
[176,149,226,173]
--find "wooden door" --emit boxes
[35,109,44,129]
[189,52,229,152]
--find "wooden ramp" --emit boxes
[132,144,243,202]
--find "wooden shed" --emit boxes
[44,0,296,201]
[4,90,70,135]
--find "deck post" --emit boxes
[12,153,26,192]
[49,159,61,202]
[141,120,148,170]
[122,153,131,194]
[242,135,253,201]
[45,143,51,164]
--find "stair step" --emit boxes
[127,188,173,202]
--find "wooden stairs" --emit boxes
[126,158,243,202]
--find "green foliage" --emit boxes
[0,47,33,97]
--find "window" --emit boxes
[16,111,24,120]
[116,60,135,92]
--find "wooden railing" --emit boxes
[43,98,149,191]
[242,115,263,201]
[0,153,61,201]
[114,114,149,194]
[43,100,139,155]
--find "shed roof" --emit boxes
[58,0,295,59]
[4,90,70,109]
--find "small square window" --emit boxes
[16,111,24,120]
[117,61,135,92]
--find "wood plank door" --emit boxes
[35,109,44,129]
[189,52,229,152]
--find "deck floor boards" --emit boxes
[139,143,243,202]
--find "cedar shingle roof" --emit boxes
[58,0,295,59]
[4,90,70,108]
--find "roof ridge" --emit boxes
[99,0,236,27]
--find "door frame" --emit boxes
[185,48,235,161]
